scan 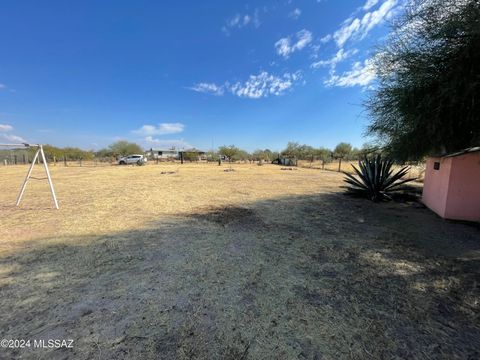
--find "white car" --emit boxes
[118,154,147,165]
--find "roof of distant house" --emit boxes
[149,148,178,152]
[443,146,480,158]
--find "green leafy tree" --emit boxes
[252,149,276,161]
[333,143,352,159]
[218,145,241,162]
[314,147,332,163]
[95,148,115,158]
[43,145,94,160]
[181,151,199,161]
[281,142,317,160]
[108,141,144,157]
[366,0,480,161]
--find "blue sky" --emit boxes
[0,0,402,152]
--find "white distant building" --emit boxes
[146,148,179,159]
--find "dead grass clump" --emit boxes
[189,206,264,228]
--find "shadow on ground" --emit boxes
[0,193,479,359]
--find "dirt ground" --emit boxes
[0,163,479,359]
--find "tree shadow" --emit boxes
[0,193,479,359]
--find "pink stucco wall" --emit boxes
[422,157,452,218]
[422,152,480,221]
[444,152,480,221]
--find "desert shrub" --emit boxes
[343,155,415,201]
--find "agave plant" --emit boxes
[343,155,415,201]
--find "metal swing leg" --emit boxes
[16,148,40,207]
[15,145,60,209]
[40,145,59,209]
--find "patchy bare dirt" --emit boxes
[0,164,479,359]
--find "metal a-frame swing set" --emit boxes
[1,143,59,209]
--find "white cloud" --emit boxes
[0,84,6,90]
[311,48,358,69]
[0,124,13,132]
[144,136,192,150]
[230,71,302,99]
[333,0,398,47]
[320,34,332,44]
[334,18,362,48]
[289,8,302,20]
[133,123,185,136]
[222,9,260,35]
[189,71,302,99]
[0,123,27,143]
[325,58,376,88]
[275,29,313,58]
[1,133,27,143]
[363,0,380,10]
[189,83,225,96]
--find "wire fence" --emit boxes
[0,151,116,167]
[1,150,426,181]
[297,159,426,181]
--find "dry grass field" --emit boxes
[0,163,479,359]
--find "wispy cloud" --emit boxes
[189,83,225,96]
[288,8,302,20]
[0,84,6,90]
[222,9,260,35]
[311,48,358,69]
[133,123,185,136]
[0,124,13,132]
[325,58,376,88]
[1,133,27,143]
[230,71,302,98]
[333,0,398,48]
[363,0,380,11]
[0,123,27,143]
[275,29,313,58]
[190,71,303,99]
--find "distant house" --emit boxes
[422,147,480,222]
[147,148,179,160]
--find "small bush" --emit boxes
[343,155,415,201]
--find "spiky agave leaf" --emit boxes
[343,155,416,201]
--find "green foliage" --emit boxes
[252,149,278,161]
[343,155,415,202]
[281,142,316,159]
[281,142,334,161]
[94,148,115,158]
[107,141,144,157]
[43,145,94,160]
[333,142,352,159]
[218,145,241,162]
[182,151,199,161]
[313,147,332,162]
[205,150,219,162]
[366,0,480,161]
